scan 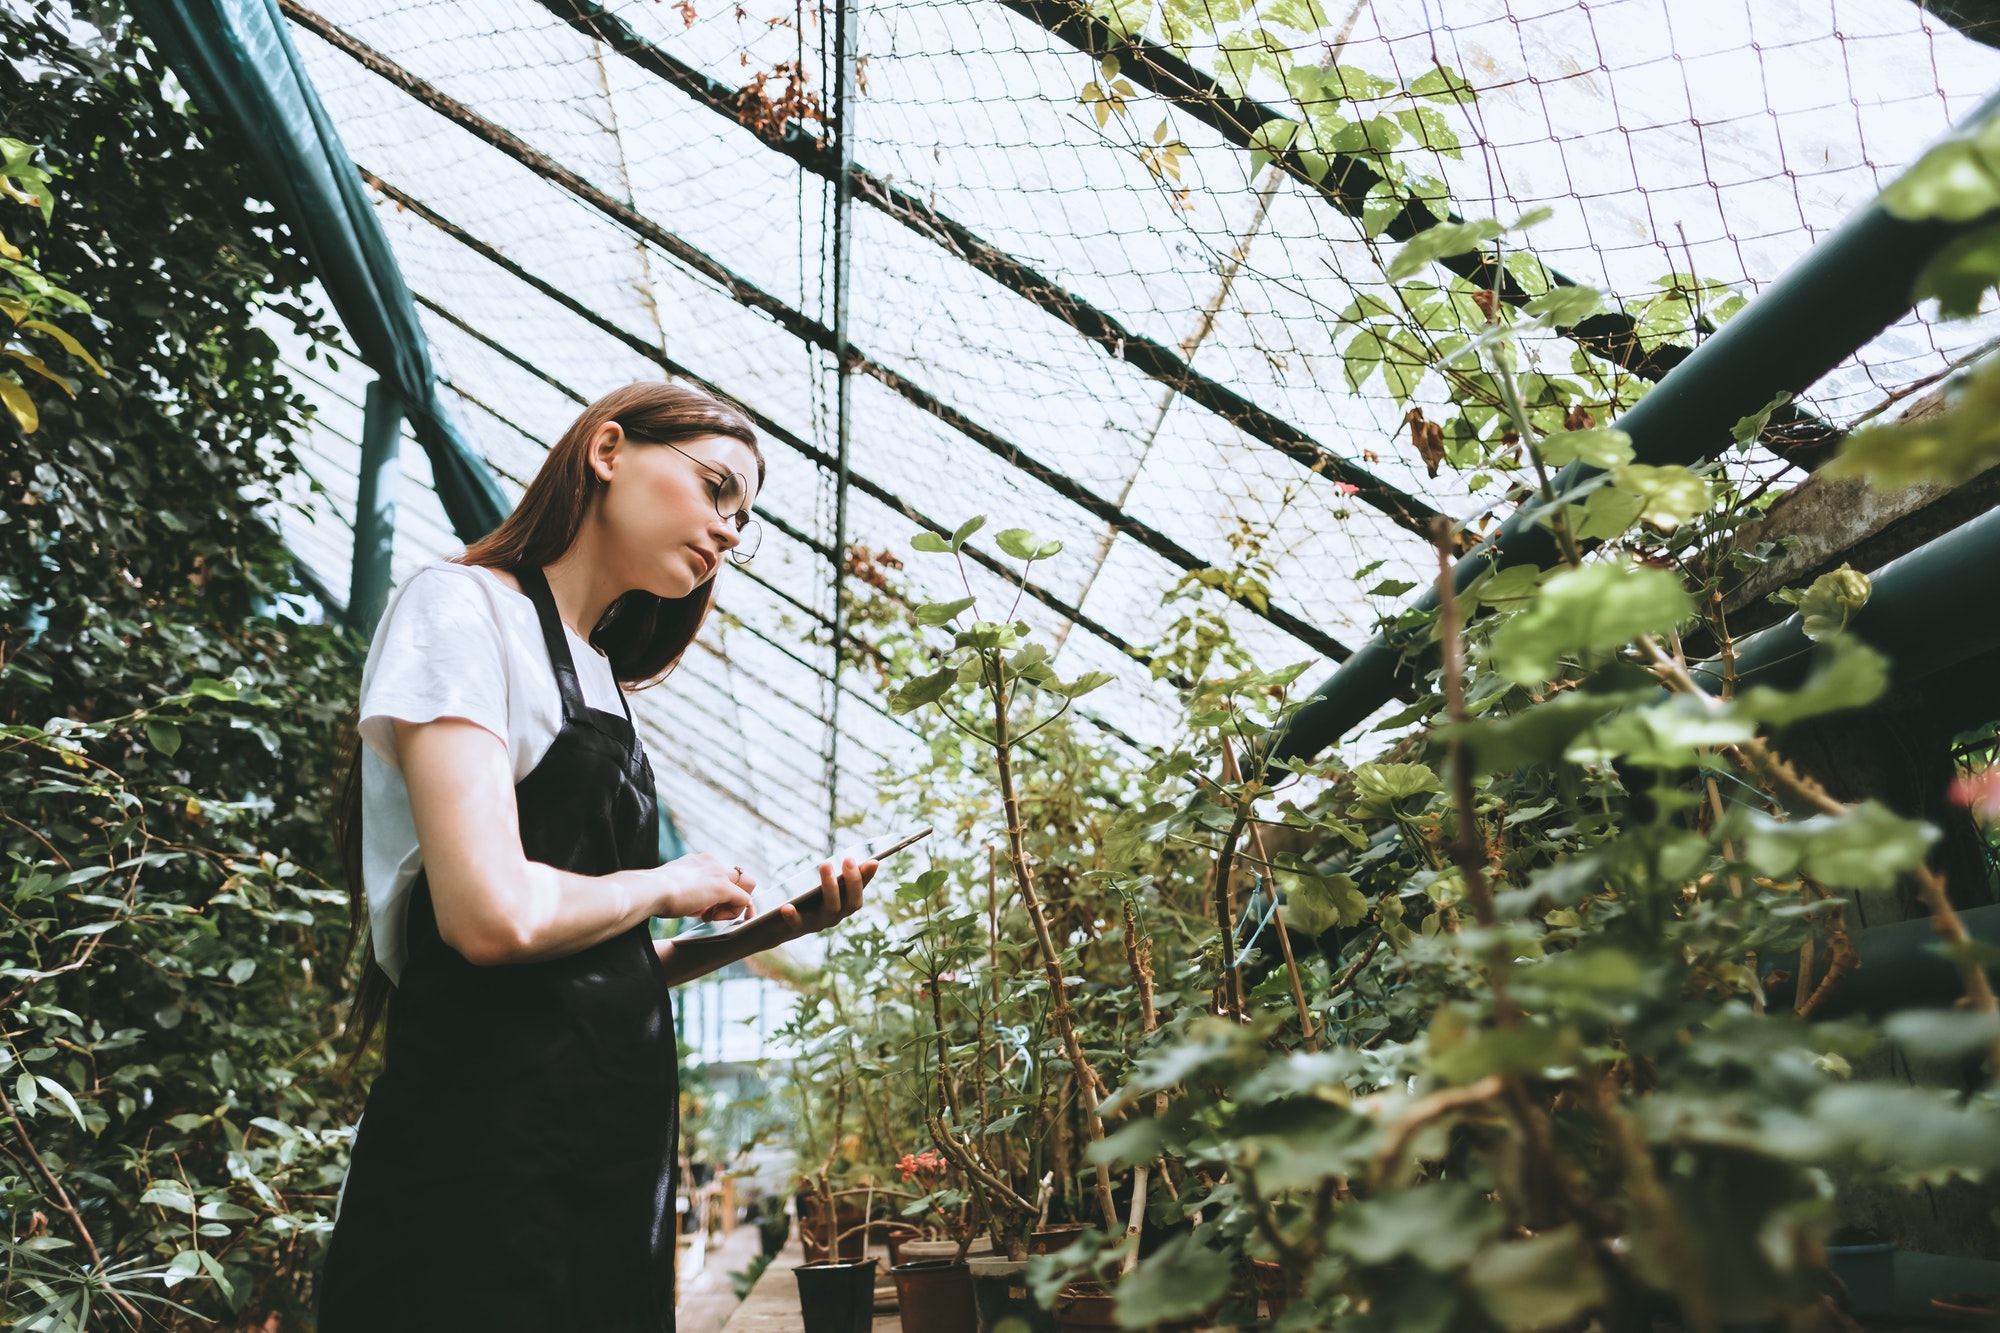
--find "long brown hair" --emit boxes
[339,381,763,1051]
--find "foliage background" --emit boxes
[3,3,364,1325]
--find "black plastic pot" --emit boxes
[758,1210,792,1260]
[795,1259,879,1333]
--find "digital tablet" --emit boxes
[671,825,933,940]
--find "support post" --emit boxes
[824,0,859,852]
[350,378,404,633]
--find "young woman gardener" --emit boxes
[319,382,874,1332]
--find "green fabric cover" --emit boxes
[129,0,507,542]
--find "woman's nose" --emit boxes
[713,516,740,550]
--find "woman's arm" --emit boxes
[398,717,753,965]
[653,857,875,987]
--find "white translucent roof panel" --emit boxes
[265,0,2000,841]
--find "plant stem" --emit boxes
[1220,738,1318,1049]
[0,1077,142,1324]
[985,650,1119,1230]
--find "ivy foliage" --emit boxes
[2,6,361,1327]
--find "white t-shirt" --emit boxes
[358,561,633,982]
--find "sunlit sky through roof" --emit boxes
[262,0,2000,884]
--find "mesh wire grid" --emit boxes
[258,0,2000,869]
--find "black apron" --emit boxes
[321,565,678,1332]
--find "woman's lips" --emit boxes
[691,546,718,577]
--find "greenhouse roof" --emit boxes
[263,0,2000,878]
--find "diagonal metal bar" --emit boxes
[359,165,1353,662]
[532,0,1440,531]
[287,3,1392,651]
[352,169,1170,670]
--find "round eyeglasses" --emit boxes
[657,439,761,564]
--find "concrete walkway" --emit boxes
[677,1225,762,1333]
[719,1238,900,1333]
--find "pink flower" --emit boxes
[1333,482,1360,496]
[1950,766,2000,821]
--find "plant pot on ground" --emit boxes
[893,1258,979,1333]
[968,1255,1058,1333]
[1029,1223,1086,1255]
[795,1259,879,1333]
[1052,1283,1119,1330]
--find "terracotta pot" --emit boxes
[1053,1284,1119,1330]
[893,1259,978,1333]
[799,1194,867,1263]
[1029,1223,1086,1255]
[968,1256,1058,1333]
[903,1236,994,1262]
[795,1259,878,1333]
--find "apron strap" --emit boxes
[514,565,587,722]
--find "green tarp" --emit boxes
[130,0,507,557]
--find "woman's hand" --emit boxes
[647,852,755,922]
[776,857,875,938]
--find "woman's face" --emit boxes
[590,425,760,600]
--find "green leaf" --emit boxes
[1329,1182,1501,1269]
[1733,635,1887,727]
[1367,577,1418,597]
[1114,1234,1231,1324]
[0,372,37,434]
[1054,670,1113,699]
[1570,484,1643,542]
[1458,687,1649,774]
[1915,221,2000,317]
[1881,133,2000,223]
[1770,564,1870,641]
[31,1075,84,1128]
[198,1200,257,1221]
[227,958,257,984]
[910,532,952,553]
[1731,391,1793,447]
[1737,801,1936,890]
[1350,761,1442,817]
[144,719,181,757]
[1608,462,1709,528]
[1408,64,1475,103]
[1883,1009,2000,1060]
[1537,428,1632,469]
[1278,870,1367,935]
[143,1183,197,1213]
[1565,695,1756,768]
[914,597,975,626]
[1488,561,1693,685]
[1523,286,1604,328]
[1467,1225,1607,1330]
[950,515,987,549]
[1825,356,2000,488]
[1388,217,1503,281]
[890,666,958,715]
[994,528,1063,561]
[163,1248,203,1287]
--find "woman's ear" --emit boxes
[588,422,625,483]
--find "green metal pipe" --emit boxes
[1273,86,2000,766]
[348,378,403,633]
[1762,904,2000,1019]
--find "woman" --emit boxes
[320,382,872,1332]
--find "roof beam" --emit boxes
[530,0,1440,533]
[285,2,1392,655]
